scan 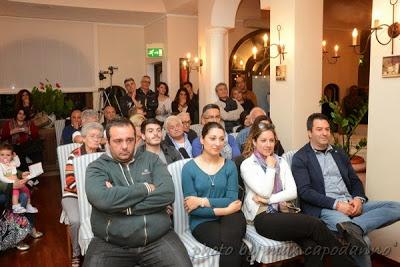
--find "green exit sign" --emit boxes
[147,48,163,58]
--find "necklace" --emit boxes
[208,174,216,187]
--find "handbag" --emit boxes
[32,112,51,128]
[279,200,301,213]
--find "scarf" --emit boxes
[253,151,282,211]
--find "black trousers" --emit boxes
[192,211,249,267]
[254,212,356,267]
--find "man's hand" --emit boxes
[105,181,113,188]
[147,183,156,193]
[166,205,173,215]
[349,198,363,217]
[335,201,353,216]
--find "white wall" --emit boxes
[269,0,323,150]
[366,0,400,262]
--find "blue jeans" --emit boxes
[321,200,400,267]
[320,200,400,233]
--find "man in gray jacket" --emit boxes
[83,118,192,267]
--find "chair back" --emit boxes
[57,143,80,192]
[54,119,65,146]
[282,150,297,167]
[73,152,104,254]
[167,159,192,234]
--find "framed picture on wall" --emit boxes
[276,65,286,81]
[382,55,400,78]
[179,58,190,87]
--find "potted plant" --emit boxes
[320,96,368,160]
[31,80,73,121]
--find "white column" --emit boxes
[208,27,227,99]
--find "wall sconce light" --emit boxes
[351,0,399,55]
[258,25,287,64]
[183,52,203,72]
[322,40,340,64]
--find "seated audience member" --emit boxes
[0,144,38,214]
[183,81,199,124]
[62,122,103,267]
[135,118,181,165]
[72,109,99,143]
[292,113,400,267]
[235,75,257,106]
[129,114,146,149]
[231,87,254,116]
[240,122,356,267]
[84,118,191,267]
[0,164,43,251]
[15,89,37,120]
[155,82,172,124]
[235,110,251,133]
[62,109,82,145]
[1,108,43,172]
[171,88,196,123]
[236,107,266,149]
[102,105,117,128]
[182,122,248,267]
[214,83,244,133]
[177,112,197,142]
[119,78,142,118]
[164,115,193,159]
[136,75,158,118]
[191,104,240,160]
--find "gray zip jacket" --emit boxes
[85,150,174,247]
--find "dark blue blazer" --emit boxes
[291,143,366,218]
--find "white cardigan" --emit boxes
[240,154,297,221]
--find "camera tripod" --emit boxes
[98,66,123,116]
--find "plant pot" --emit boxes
[351,155,366,188]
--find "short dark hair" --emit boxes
[124,78,135,84]
[202,104,220,115]
[0,143,14,153]
[201,122,224,138]
[140,118,162,134]
[105,117,135,141]
[183,81,193,88]
[306,113,330,131]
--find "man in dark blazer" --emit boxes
[292,113,400,266]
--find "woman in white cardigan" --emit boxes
[240,122,356,267]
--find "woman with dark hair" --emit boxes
[240,122,356,267]
[155,82,172,123]
[182,122,249,267]
[1,108,43,172]
[15,89,37,120]
[171,88,195,122]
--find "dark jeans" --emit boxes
[83,229,192,267]
[254,212,356,267]
[192,211,249,267]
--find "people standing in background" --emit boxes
[155,82,172,124]
[231,87,254,116]
[102,105,117,128]
[15,89,37,120]
[136,75,158,118]
[183,81,199,124]
[235,75,257,106]
[171,88,195,123]
[214,82,244,133]
[119,78,142,118]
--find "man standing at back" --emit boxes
[136,75,158,118]
[84,118,192,267]
[292,113,400,267]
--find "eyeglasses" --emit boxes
[181,120,191,125]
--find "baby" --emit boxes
[0,143,38,214]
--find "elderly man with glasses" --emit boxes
[136,75,158,118]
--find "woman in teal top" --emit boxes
[182,122,248,267]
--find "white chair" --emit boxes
[167,159,220,267]
[282,150,298,167]
[74,152,104,255]
[57,143,80,224]
[189,124,203,137]
[54,119,66,146]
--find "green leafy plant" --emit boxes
[31,80,73,119]
[320,97,367,159]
